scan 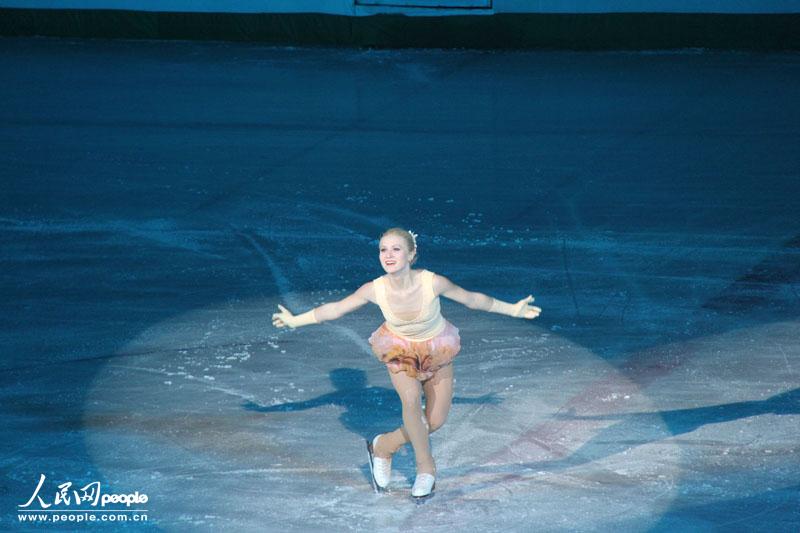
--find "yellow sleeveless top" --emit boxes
[373,269,446,341]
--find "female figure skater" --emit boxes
[272,228,540,498]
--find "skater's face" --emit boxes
[379,234,415,274]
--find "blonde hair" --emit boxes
[380,227,418,265]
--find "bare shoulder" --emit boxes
[431,272,456,295]
[355,280,377,303]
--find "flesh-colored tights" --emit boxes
[375,364,454,475]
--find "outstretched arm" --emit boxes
[434,274,541,319]
[272,282,375,329]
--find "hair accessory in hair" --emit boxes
[408,230,418,249]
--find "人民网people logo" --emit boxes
[18,473,148,510]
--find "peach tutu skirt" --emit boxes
[368,321,461,381]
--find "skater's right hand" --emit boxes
[272,305,318,329]
[272,304,294,328]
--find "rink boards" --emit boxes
[1,0,799,48]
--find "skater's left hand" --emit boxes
[512,295,541,319]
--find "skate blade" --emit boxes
[365,438,384,494]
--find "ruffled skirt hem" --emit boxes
[368,320,461,381]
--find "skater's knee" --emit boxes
[427,413,447,433]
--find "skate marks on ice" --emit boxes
[0,215,225,259]
[703,232,800,319]
[82,302,800,530]
[383,329,680,530]
[81,305,670,531]
[81,225,799,529]
[82,299,368,530]
[235,227,376,359]
[398,320,800,531]
[81,225,383,529]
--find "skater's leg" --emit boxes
[422,363,454,433]
[374,426,409,458]
[375,365,454,457]
[389,370,435,474]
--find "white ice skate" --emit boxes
[366,435,392,491]
[411,473,435,499]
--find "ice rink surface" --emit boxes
[1,37,799,531]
